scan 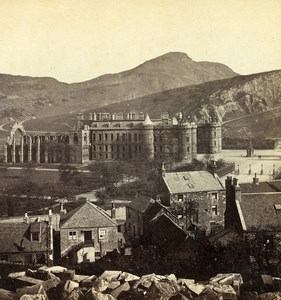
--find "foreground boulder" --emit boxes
[85,289,115,300]
[259,292,281,300]
[16,284,48,300]
[145,280,180,300]
[61,280,79,300]
[0,288,15,300]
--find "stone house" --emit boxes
[59,201,123,264]
[162,169,226,235]
[125,196,154,239]
[125,196,182,241]
[0,214,53,265]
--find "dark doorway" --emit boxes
[84,231,93,246]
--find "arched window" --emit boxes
[84,133,87,144]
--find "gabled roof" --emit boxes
[0,222,48,253]
[126,196,154,213]
[60,201,117,229]
[240,180,281,193]
[237,193,281,231]
[163,171,224,194]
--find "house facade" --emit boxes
[162,169,226,235]
[125,196,184,242]
[60,201,123,264]
[0,214,53,265]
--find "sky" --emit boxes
[0,0,280,83]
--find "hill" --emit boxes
[28,69,281,148]
[0,52,237,122]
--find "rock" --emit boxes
[213,284,237,299]
[117,289,145,300]
[61,280,79,300]
[41,277,61,300]
[81,275,98,288]
[73,274,90,283]
[93,278,109,292]
[110,282,130,299]
[209,274,243,286]
[261,275,273,286]
[259,292,281,300]
[117,272,140,282]
[19,295,47,300]
[169,292,191,300]
[26,269,58,281]
[133,273,165,290]
[108,281,121,290]
[85,289,115,300]
[194,288,221,300]
[0,288,15,300]
[43,266,68,274]
[99,271,122,282]
[63,287,83,300]
[238,292,259,300]
[145,280,180,300]
[177,279,195,287]
[41,266,74,281]
[16,284,48,300]
[182,281,206,296]
[8,271,26,279]
[273,278,281,292]
[165,274,177,283]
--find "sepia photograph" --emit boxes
[0,0,281,299]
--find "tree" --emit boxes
[58,164,79,184]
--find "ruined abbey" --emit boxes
[3,112,222,164]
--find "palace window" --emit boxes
[111,134,114,140]
[105,134,108,141]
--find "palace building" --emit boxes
[3,112,222,164]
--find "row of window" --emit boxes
[68,229,107,241]
[93,132,142,142]
[93,144,142,152]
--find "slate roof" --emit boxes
[163,171,225,194]
[0,222,48,253]
[240,180,281,194]
[126,196,154,213]
[237,193,281,231]
[60,201,117,229]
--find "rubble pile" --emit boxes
[1,267,281,300]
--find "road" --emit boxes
[201,149,281,184]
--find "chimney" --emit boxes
[60,202,66,215]
[23,212,29,224]
[253,173,259,185]
[225,176,241,229]
[111,202,116,219]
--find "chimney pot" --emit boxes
[233,178,239,186]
